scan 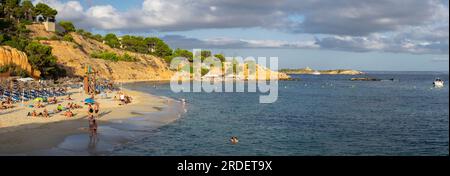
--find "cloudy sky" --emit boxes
[34,0,449,71]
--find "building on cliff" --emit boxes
[34,15,65,33]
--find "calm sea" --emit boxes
[113,71,449,156]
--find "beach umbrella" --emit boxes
[84,98,95,104]
[34,97,44,102]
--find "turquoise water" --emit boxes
[114,72,449,156]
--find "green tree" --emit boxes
[21,0,34,21]
[25,42,65,78]
[145,37,172,58]
[92,34,103,41]
[173,48,193,62]
[121,35,147,53]
[103,33,120,48]
[34,3,57,19]
[58,20,76,32]
[3,0,20,20]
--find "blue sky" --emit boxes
[36,0,449,71]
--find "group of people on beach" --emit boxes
[1,78,137,142]
[28,109,50,118]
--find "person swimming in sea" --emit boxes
[230,136,239,144]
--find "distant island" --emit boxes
[280,67,364,75]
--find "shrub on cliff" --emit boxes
[24,42,66,78]
[0,64,30,78]
[90,51,137,62]
[58,21,76,32]
[62,34,74,42]
[103,33,120,48]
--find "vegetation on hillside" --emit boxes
[58,20,75,32]
[0,0,65,79]
[90,51,138,62]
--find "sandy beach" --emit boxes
[0,86,184,155]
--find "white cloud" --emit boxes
[34,0,448,55]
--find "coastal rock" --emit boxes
[281,67,364,75]
[203,63,290,80]
[0,46,41,78]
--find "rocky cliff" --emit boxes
[0,46,41,78]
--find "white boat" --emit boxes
[312,71,321,75]
[433,78,444,88]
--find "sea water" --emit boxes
[113,71,449,156]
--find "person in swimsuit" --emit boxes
[94,103,100,118]
[88,104,94,116]
[230,136,239,144]
[88,115,98,137]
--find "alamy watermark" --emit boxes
[170,49,279,103]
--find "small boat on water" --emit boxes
[312,71,321,75]
[433,78,445,88]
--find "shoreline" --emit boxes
[0,86,185,155]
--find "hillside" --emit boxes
[26,24,173,82]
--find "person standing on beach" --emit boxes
[94,103,100,118]
[88,104,94,116]
[88,115,97,137]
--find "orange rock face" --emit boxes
[0,46,41,78]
